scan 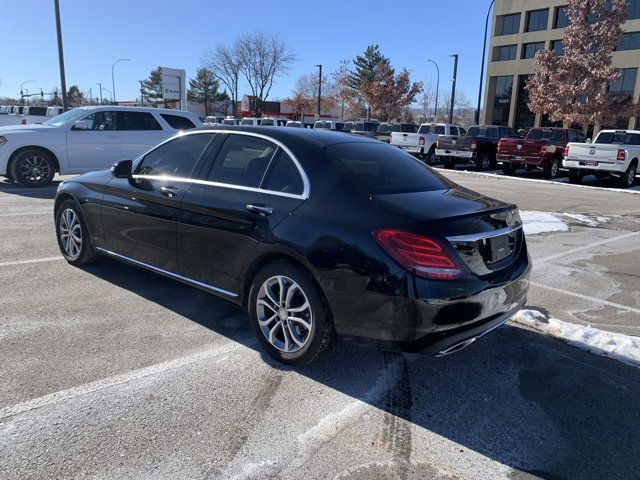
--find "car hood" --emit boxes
[65,169,113,186]
[372,187,518,237]
[0,123,53,133]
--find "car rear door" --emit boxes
[120,111,169,160]
[101,132,216,273]
[177,132,307,296]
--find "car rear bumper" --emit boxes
[435,149,475,160]
[398,146,422,154]
[563,158,626,173]
[497,153,546,165]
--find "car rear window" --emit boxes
[161,114,196,130]
[401,124,417,133]
[325,143,451,194]
[527,129,564,141]
[418,125,431,134]
[27,107,47,116]
[595,131,640,145]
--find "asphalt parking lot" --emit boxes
[1,173,639,480]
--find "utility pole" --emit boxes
[315,64,322,117]
[476,0,496,125]
[53,0,68,111]
[449,54,459,125]
[427,60,440,120]
[97,83,103,104]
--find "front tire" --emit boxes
[248,262,335,366]
[55,199,99,266]
[10,149,56,187]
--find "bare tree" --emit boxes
[236,32,296,116]
[282,71,338,119]
[419,80,437,122]
[441,90,473,126]
[202,43,243,117]
[359,64,423,121]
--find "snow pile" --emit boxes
[563,213,609,227]
[511,309,640,368]
[520,211,569,235]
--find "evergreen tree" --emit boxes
[67,85,84,107]
[187,67,223,116]
[140,67,164,103]
[349,45,390,91]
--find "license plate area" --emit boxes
[489,234,511,262]
[580,160,598,166]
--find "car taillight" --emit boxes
[419,136,425,146]
[471,139,478,150]
[563,145,570,158]
[617,149,626,161]
[373,229,462,280]
[497,139,504,154]
[436,138,440,148]
[21,119,26,125]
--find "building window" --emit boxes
[491,76,514,126]
[609,68,638,95]
[554,6,569,28]
[496,13,521,35]
[629,0,640,20]
[522,42,546,59]
[526,9,549,32]
[616,32,640,51]
[493,44,517,61]
[551,40,565,55]
[515,74,535,130]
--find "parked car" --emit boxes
[260,117,289,127]
[314,120,345,131]
[0,106,202,187]
[375,123,418,143]
[286,121,314,129]
[240,118,262,126]
[0,106,11,114]
[54,126,530,365]
[47,106,64,118]
[497,127,584,179]
[222,118,241,126]
[204,115,225,125]
[563,129,639,188]
[436,125,519,171]
[349,122,379,138]
[341,121,356,133]
[391,123,464,165]
[0,105,64,127]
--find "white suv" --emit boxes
[0,106,202,187]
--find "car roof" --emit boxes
[192,125,378,147]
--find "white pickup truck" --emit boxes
[0,106,202,187]
[0,106,64,127]
[390,123,465,165]
[563,129,639,188]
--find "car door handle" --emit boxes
[246,204,273,216]
[160,186,180,198]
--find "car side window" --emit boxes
[208,134,277,187]
[459,127,467,136]
[121,111,162,131]
[449,127,458,136]
[136,133,214,178]
[82,111,118,131]
[160,114,196,130]
[262,150,303,195]
[486,127,499,138]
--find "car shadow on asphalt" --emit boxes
[0,179,62,200]
[83,258,640,480]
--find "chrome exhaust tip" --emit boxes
[436,337,477,357]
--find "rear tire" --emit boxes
[248,261,335,366]
[543,159,560,180]
[9,148,56,187]
[618,163,637,188]
[568,170,583,184]
[425,146,437,166]
[475,154,490,171]
[55,199,99,266]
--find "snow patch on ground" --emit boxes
[521,211,569,235]
[511,309,640,368]
[563,213,609,227]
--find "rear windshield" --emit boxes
[466,126,499,138]
[418,125,445,135]
[27,107,47,116]
[595,131,640,145]
[353,122,377,132]
[325,143,452,194]
[315,121,330,129]
[527,129,564,141]
[401,124,417,133]
[377,124,399,133]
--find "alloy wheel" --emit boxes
[256,275,313,353]
[59,208,82,259]
[627,166,636,187]
[18,155,52,186]
[551,161,559,178]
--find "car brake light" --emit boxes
[471,139,478,150]
[21,119,26,125]
[436,138,440,148]
[497,139,504,154]
[419,136,425,146]
[617,149,626,161]
[563,145,570,158]
[373,229,462,280]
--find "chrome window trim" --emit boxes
[446,225,523,243]
[95,247,238,298]
[134,129,310,200]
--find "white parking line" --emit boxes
[0,211,51,217]
[530,281,640,315]
[536,231,640,264]
[0,256,62,268]
[0,340,250,420]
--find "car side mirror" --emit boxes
[72,120,89,131]
[111,159,132,178]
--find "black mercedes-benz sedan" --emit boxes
[54,126,530,365]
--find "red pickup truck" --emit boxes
[497,127,584,179]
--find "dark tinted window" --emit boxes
[28,107,47,116]
[335,122,345,131]
[527,129,565,141]
[400,124,417,133]
[497,13,521,35]
[485,127,499,138]
[554,6,569,28]
[137,133,213,177]
[609,68,638,94]
[595,131,640,145]
[326,143,450,195]
[467,127,479,136]
[551,40,564,55]
[81,111,118,131]
[161,114,196,130]
[493,44,517,61]
[434,125,445,135]
[354,122,377,132]
[121,111,162,131]
[522,42,545,59]
[629,0,640,19]
[262,150,303,195]
[616,32,640,51]
[342,122,354,132]
[526,9,549,32]
[208,134,277,187]
[417,125,431,134]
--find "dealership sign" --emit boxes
[161,67,186,106]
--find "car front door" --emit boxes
[66,110,122,172]
[120,111,170,160]
[101,132,216,273]
[177,132,307,297]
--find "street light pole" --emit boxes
[315,64,322,117]
[449,54,459,125]
[53,0,68,111]
[111,58,130,104]
[476,0,496,125]
[97,83,103,104]
[427,60,439,120]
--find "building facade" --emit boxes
[484,0,640,131]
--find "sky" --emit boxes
[0,0,492,108]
